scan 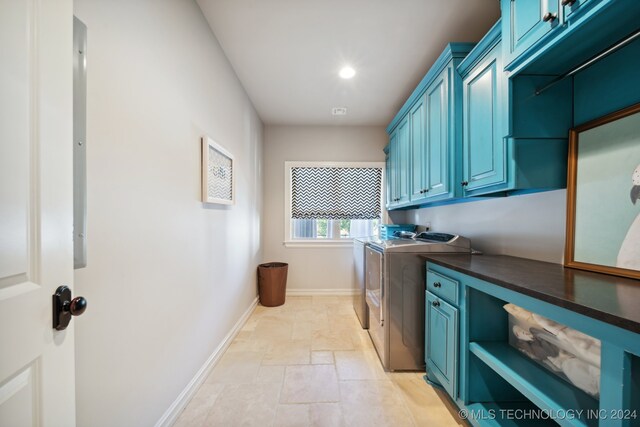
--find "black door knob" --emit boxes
[434,282,442,288]
[543,12,557,22]
[561,0,575,6]
[432,301,440,307]
[52,286,88,330]
[461,181,469,187]
[69,296,87,316]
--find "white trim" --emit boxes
[154,296,259,427]
[283,240,353,248]
[284,161,386,242]
[286,288,359,296]
[285,161,386,169]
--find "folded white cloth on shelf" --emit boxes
[547,350,574,371]
[542,358,563,373]
[578,346,600,368]
[558,327,601,349]
[505,303,602,370]
[561,357,600,397]
[512,325,534,341]
[557,328,601,367]
[515,341,537,360]
[532,313,566,336]
[503,303,535,322]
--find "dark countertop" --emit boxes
[422,254,640,334]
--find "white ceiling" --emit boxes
[197,0,500,126]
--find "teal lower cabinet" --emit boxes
[426,291,459,399]
[424,258,640,427]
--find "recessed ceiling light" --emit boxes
[339,66,356,79]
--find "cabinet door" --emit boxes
[385,146,394,208]
[462,42,506,192]
[396,116,411,205]
[426,69,449,198]
[387,131,398,207]
[426,291,458,399]
[410,95,427,202]
[505,0,560,65]
[562,0,592,21]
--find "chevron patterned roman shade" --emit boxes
[291,167,382,220]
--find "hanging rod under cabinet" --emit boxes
[535,28,640,96]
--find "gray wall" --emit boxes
[405,191,566,262]
[72,1,263,426]
[262,125,388,292]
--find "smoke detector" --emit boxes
[332,107,347,116]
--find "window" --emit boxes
[285,162,384,246]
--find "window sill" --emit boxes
[283,240,354,248]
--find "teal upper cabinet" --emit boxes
[386,43,474,210]
[461,40,506,192]
[502,0,640,75]
[385,116,410,209]
[562,0,592,21]
[384,141,394,207]
[458,20,570,197]
[410,68,451,203]
[503,0,561,70]
[425,70,450,199]
[395,116,411,206]
[409,95,427,202]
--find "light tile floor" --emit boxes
[174,296,464,427]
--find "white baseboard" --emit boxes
[155,296,259,427]
[286,288,358,296]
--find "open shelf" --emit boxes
[465,402,556,427]
[469,342,598,427]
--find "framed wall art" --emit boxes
[201,136,234,205]
[565,103,640,279]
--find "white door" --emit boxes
[0,1,76,426]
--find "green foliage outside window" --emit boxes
[316,219,328,238]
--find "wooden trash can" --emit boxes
[257,262,288,307]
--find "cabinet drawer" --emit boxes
[427,270,459,305]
